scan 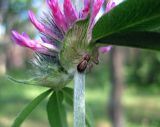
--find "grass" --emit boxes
[0,64,160,127]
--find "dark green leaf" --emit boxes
[12,89,52,127]
[63,87,73,107]
[92,0,160,50]
[47,91,68,127]
[62,87,93,127]
[95,32,160,51]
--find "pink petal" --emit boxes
[47,0,68,32]
[63,0,78,26]
[28,10,46,33]
[90,0,104,28]
[22,32,30,39]
[11,30,53,54]
[99,46,112,54]
[80,0,90,19]
[28,10,61,41]
[106,0,116,12]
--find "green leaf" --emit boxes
[47,91,68,127]
[95,32,160,51]
[63,87,73,107]
[92,0,160,50]
[86,106,94,127]
[62,87,93,127]
[12,89,52,127]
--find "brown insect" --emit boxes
[77,54,90,73]
[77,53,99,73]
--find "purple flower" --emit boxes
[12,0,116,54]
[11,30,59,54]
[11,0,117,87]
[106,0,116,12]
[99,46,112,54]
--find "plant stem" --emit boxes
[74,71,85,127]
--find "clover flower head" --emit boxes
[11,0,116,88]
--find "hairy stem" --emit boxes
[74,71,85,127]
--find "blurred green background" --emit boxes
[0,0,160,127]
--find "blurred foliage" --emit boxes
[1,57,160,127]
[126,49,160,93]
[0,0,42,42]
